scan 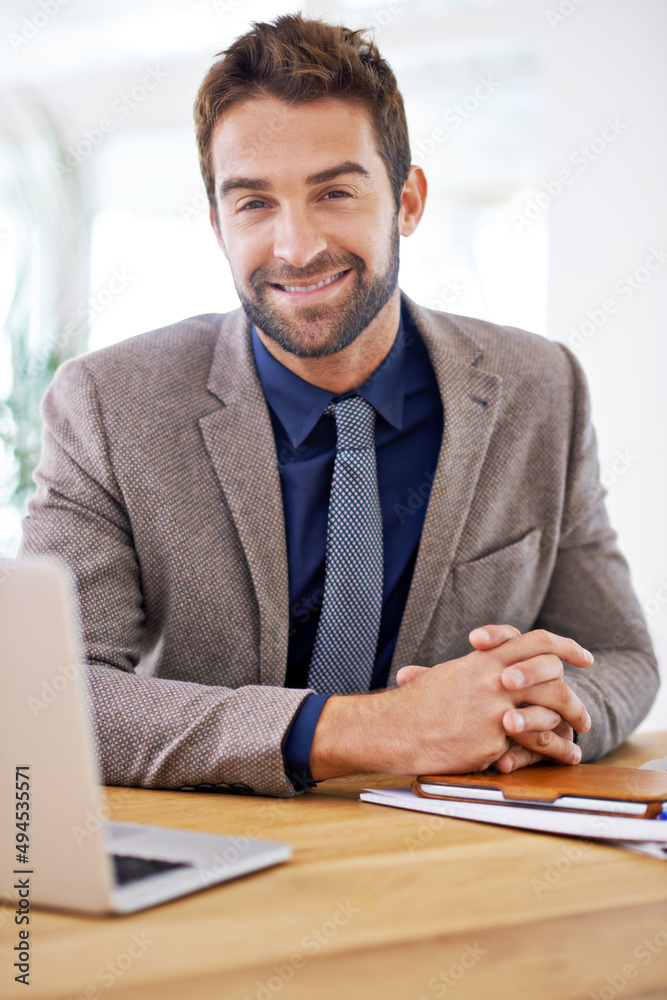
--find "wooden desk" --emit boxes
[2,732,667,1000]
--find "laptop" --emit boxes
[0,559,292,915]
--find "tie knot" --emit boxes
[328,395,376,451]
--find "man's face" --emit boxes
[209,95,401,358]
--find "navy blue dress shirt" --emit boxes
[251,304,443,791]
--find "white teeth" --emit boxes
[278,271,345,293]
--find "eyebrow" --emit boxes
[306,161,371,186]
[218,161,371,199]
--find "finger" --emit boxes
[518,678,591,734]
[500,653,564,691]
[495,744,547,773]
[494,628,594,671]
[396,664,429,686]
[468,624,521,650]
[495,721,574,771]
[498,728,582,769]
[502,705,562,735]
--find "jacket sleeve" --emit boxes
[533,345,659,760]
[19,358,311,797]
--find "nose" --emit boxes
[272,205,328,270]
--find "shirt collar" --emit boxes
[252,309,407,448]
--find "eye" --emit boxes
[323,189,351,200]
[239,199,268,212]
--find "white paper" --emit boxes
[609,840,667,860]
[639,754,667,772]
[359,787,667,844]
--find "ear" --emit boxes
[398,165,427,238]
[209,206,228,259]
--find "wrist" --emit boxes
[309,690,395,780]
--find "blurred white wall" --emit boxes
[543,0,667,731]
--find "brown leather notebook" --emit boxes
[412,763,667,819]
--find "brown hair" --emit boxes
[194,12,411,223]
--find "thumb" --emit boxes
[469,624,521,651]
[396,664,429,686]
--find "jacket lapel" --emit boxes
[198,309,289,687]
[388,295,502,684]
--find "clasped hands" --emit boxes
[395,624,593,774]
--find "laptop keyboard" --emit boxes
[112,853,193,886]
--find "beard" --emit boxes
[232,218,400,359]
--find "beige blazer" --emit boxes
[20,293,658,796]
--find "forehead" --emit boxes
[210,95,383,187]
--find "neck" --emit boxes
[254,289,401,394]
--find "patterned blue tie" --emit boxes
[307,395,384,695]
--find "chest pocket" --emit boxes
[451,527,544,634]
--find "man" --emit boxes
[20,14,658,797]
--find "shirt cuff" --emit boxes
[282,693,330,793]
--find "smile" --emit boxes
[272,270,350,293]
